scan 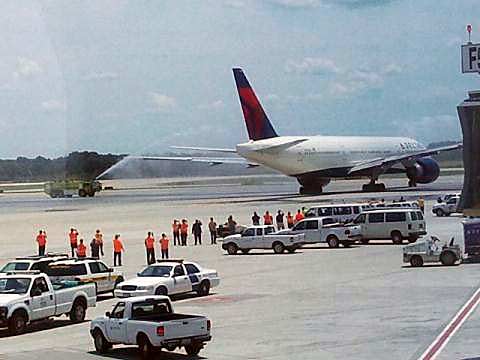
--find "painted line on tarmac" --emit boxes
[418,286,480,360]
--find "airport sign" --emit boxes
[462,43,480,73]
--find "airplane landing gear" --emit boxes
[299,186,323,195]
[362,179,386,192]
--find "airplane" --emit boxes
[101,68,462,194]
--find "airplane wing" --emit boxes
[170,146,237,153]
[348,143,462,174]
[135,156,257,167]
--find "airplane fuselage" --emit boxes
[236,135,425,177]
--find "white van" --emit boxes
[352,208,426,244]
[305,203,375,224]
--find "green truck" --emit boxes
[44,180,102,198]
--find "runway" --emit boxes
[0,174,478,360]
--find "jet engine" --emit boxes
[406,157,440,184]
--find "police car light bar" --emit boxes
[156,259,184,264]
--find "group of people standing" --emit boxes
[251,209,306,230]
[144,232,170,264]
[171,218,219,246]
[35,228,125,266]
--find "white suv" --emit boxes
[0,254,69,274]
[47,259,124,295]
[432,196,460,217]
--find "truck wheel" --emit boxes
[137,334,153,358]
[360,238,370,245]
[287,247,296,253]
[410,255,424,267]
[155,286,168,296]
[226,243,238,255]
[185,342,202,356]
[8,311,27,335]
[70,299,86,322]
[241,249,250,254]
[79,189,87,197]
[197,280,210,296]
[93,329,111,354]
[440,251,456,266]
[327,235,339,248]
[391,231,403,244]
[273,242,285,254]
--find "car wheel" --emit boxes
[137,334,153,358]
[241,249,250,254]
[70,300,86,322]
[391,231,403,244]
[273,242,285,254]
[197,280,210,296]
[410,255,424,267]
[360,238,370,245]
[8,311,27,335]
[436,209,445,217]
[93,329,111,354]
[327,235,339,248]
[287,247,296,253]
[226,243,238,255]
[155,286,168,296]
[440,251,456,266]
[185,342,202,356]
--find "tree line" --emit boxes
[0,152,125,182]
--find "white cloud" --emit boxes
[285,57,341,75]
[41,99,66,112]
[224,0,246,8]
[14,57,42,78]
[328,64,402,98]
[149,92,176,112]
[396,114,461,143]
[82,72,118,81]
[199,99,225,110]
[269,0,321,8]
[264,94,280,102]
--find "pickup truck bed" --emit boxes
[132,313,203,322]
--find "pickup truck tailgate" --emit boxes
[164,316,208,340]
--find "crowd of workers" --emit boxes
[33,207,309,266]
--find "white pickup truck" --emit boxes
[90,296,211,357]
[276,216,362,247]
[221,225,305,254]
[0,272,96,335]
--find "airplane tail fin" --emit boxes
[233,68,278,141]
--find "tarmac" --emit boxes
[0,174,479,360]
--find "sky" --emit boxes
[0,0,478,158]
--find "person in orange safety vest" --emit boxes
[36,230,47,256]
[69,228,79,257]
[113,234,124,266]
[145,231,156,265]
[160,233,169,259]
[77,238,87,258]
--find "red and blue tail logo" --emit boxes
[233,68,278,141]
